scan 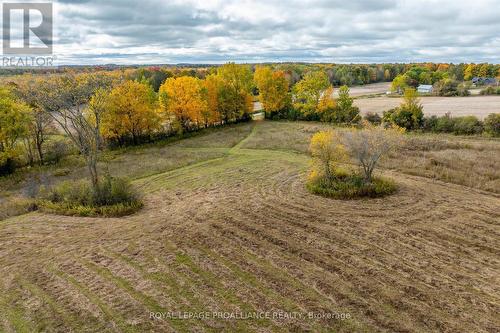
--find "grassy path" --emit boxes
[229,122,258,152]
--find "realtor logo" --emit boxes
[2,2,53,54]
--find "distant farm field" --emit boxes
[355,95,500,119]
[334,82,391,97]
[1,121,499,332]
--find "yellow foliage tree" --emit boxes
[0,88,31,172]
[216,63,254,122]
[254,66,289,117]
[292,71,330,117]
[202,74,223,126]
[309,130,347,182]
[159,76,208,130]
[12,76,53,165]
[478,64,490,78]
[102,81,160,144]
[217,63,254,94]
[464,64,476,81]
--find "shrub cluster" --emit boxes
[39,176,142,217]
[274,103,361,123]
[364,112,382,125]
[374,111,499,137]
[382,107,423,130]
[382,88,423,130]
[277,84,360,124]
[432,79,470,96]
[483,113,500,137]
[421,113,500,136]
[307,171,397,199]
[480,86,500,95]
[307,125,402,200]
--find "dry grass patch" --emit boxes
[240,121,332,153]
[241,121,499,193]
[383,134,500,193]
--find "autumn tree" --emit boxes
[36,73,113,188]
[218,85,253,123]
[335,86,360,124]
[102,80,160,145]
[0,88,31,175]
[12,77,53,164]
[309,130,347,183]
[86,88,109,150]
[391,74,409,93]
[383,88,423,130]
[134,67,172,92]
[159,76,207,131]
[478,63,491,78]
[202,74,223,126]
[292,71,330,119]
[216,63,254,122]
[463,64,477,81]
[342,122,404,183]
[217,63,254,94]
[318,86,336,113]
[254,66,289,118]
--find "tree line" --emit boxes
[390,63,500,96]
[0,63,254,180]
[2,62,499,181]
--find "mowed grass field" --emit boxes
[355,95,500,119]
[1,121,499,332]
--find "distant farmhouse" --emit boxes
[472,77,498,86]
[417,84,433,94]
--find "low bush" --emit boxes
[364,112,382,125]
[452,116,483,135]
[307,170,397,199]
[483,113,500,137]
[422,113,485,135]
[0,155,17,176]
[434,113,456,133]
[382,89,424,130]
[44,140,69,164]
[479,86,500,95]
[38,176,142,217]
[422,115,439,132]
[383,107,423,130]
[433,79,470,96]
[320,105,360,124]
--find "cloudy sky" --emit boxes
[18,0,500,64]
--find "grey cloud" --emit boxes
[50,0,500,64]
